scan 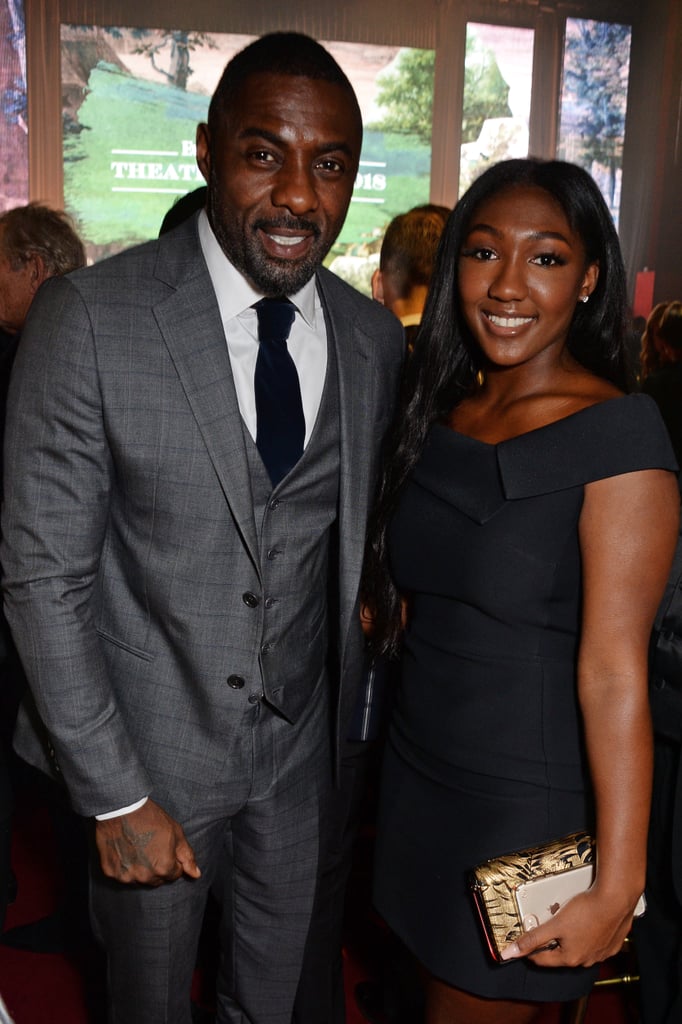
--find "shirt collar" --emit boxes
[198,210,318,327]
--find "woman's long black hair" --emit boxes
[363,158,630,655]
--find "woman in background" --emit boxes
[364,159,679,1024]
[641,301,682,472]
[640,300,672,380]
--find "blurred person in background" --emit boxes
[641,302,682,476]
[372,205,450,351]
[640,301,672,381]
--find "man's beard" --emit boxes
[208,178,331,296]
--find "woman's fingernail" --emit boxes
[500,943,520,961]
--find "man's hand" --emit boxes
[95,798,201,886]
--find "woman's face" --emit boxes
[457,184,599,373]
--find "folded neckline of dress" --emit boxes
[412,394,674,523]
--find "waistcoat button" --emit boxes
[227,675,245,689]
[248,693,261,704]
[242,592,259,608]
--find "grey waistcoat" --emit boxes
[241,338,340,722]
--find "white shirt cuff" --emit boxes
[95,796,148,820]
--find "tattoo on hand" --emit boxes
[106,820,156,873]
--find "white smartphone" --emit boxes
[515,865,646,933]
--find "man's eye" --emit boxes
[251,150,276,163]
[316,159,343,173]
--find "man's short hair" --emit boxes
[379,206,450,299]
[0,203,86,276]
[207,32,362,139]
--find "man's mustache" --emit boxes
[253,218,321,239]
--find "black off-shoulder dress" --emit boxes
[374,394,677,1002]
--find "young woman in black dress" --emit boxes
[364,159,679,1024]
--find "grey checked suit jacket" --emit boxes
[1,215,404,817]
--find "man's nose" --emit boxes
[271,158,319,215]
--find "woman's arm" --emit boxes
[503,467,679,967]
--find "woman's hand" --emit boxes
[500,886,641,968]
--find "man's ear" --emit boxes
[196,123,211,184]
[371,268,384,304]
[28,252,48,294]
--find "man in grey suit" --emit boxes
[1,32,403,1024]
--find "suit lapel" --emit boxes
[153,229,260,573]
[317,272,375,655]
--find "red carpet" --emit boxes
[0,778,640,1023]
[0,791,103,1023]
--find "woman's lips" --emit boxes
[485,313,535,329]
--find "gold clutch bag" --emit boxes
[470,831,647,962]
[470,830,647,963]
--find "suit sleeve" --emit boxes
[1,276,151,816]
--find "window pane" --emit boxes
[459,23,534,197]
[0,0,28,211]
[557,18,632,229]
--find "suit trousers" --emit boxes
[89,679,330,1024]
[292,738,373,1024]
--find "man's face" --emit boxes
[0,226,36,334]
[196,72,362,296]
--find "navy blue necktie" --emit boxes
[254,298,305,486]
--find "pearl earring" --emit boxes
[579,294,589,303]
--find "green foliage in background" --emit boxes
[462,32,512,143]
[369,49,436,146]
[369,38,511,148]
